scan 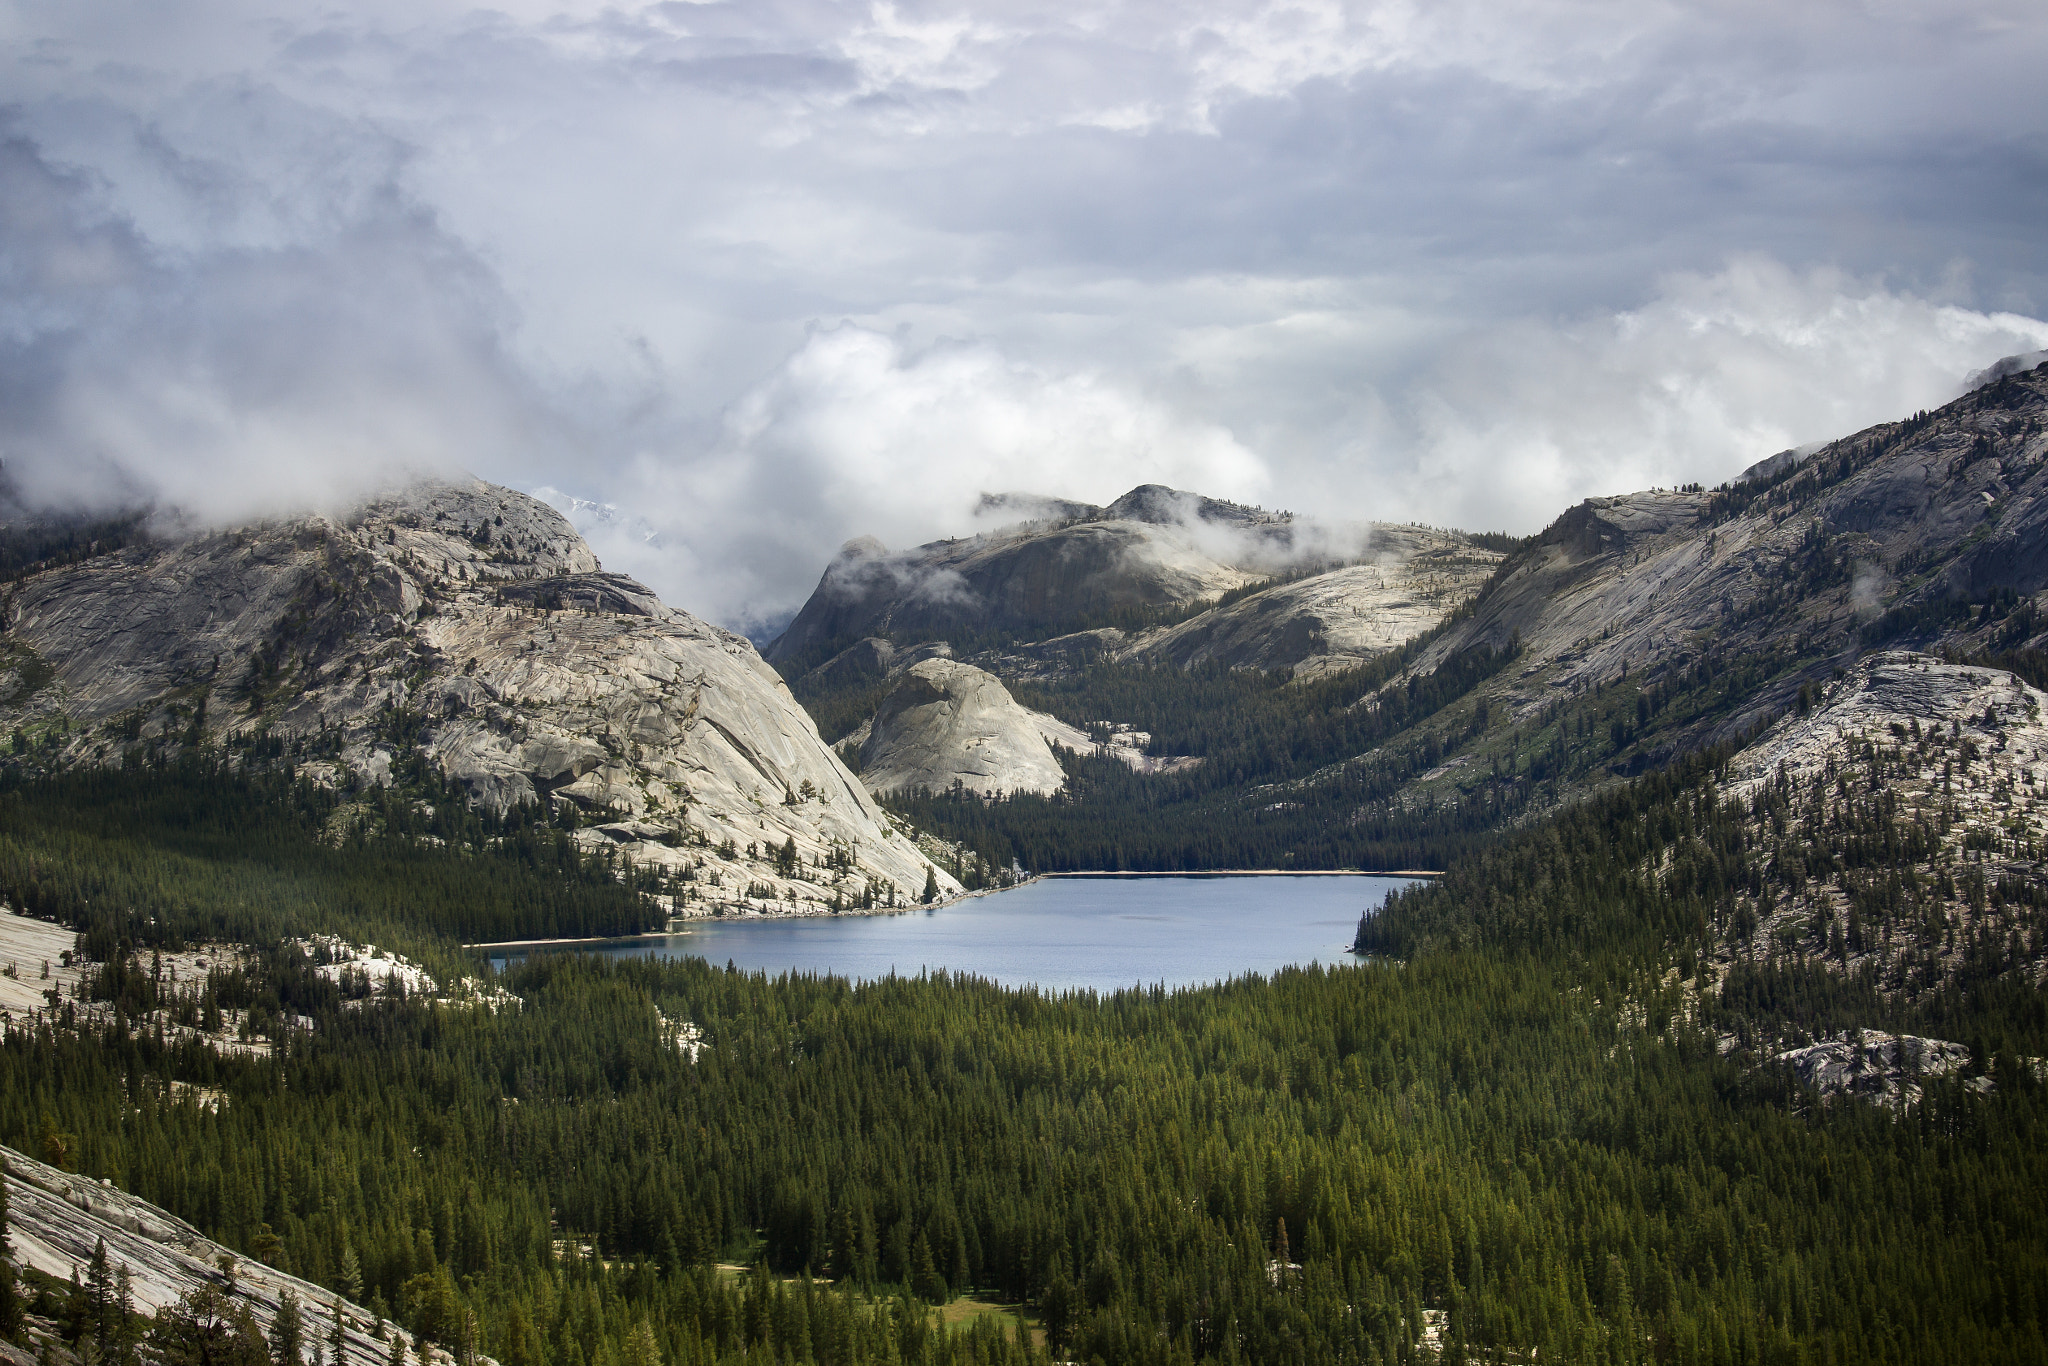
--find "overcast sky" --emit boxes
[3,1,2046,631]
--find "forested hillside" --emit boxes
[876,365,2048,880]
[1,756,2045,1366]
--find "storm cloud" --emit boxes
[3,1,2045,629]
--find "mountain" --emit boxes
[772,486,1513,779]
[1414,360,2048,762]
[765,484,1312,672]
[0,479,955,915]
[1123,526,1502,679]
[846,658,1089,798]
[867,359,2048,888]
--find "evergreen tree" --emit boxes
[910,1232,948,1305]
[112,1265,139,1366]
[85,1237,120,1352]
[0,1170,18,1341]
[271,1289,304,1366]
[339,1244,364,1304]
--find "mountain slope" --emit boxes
[1125,527,1503,678]
[5,1144,437,1366]
[1423,362,2048,750]
[766,487,1288,672]
[0,479,955,914]
[872,362,2048,879]
[849,658,1089,798]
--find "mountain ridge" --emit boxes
[0,478,957,916]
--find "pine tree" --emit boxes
[910,1233,947,1305]
[86,1237,120,1350]
[112,1266,138,1366]
[272,1289,304,1366]
[0,1171,18,1341]
[38,1113,74,1172]
[622,1320,660,1366]
[922,868,938,904]
[339,1244,364,1304]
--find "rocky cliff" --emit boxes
[4,1144,445,1366]
[0,479,956,916]
[851,658,1089,798]
[766,484,1303,671]
[1126,527,1503,678]
[1415,361,2048,749]
[1709,648,2048,995]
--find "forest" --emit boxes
[1,753,2045,1366]
[881,627,1825,883]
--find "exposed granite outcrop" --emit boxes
[0,478,956,916]
[4,1144,455,1366]
[1772,1033,1987,1109]
[766,485,1296,669]
[1412,362,2048,748]
[1126,529,1503,678]
[853,659,1089,797]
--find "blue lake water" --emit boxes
[492,875,1417,993]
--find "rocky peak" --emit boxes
[854,658,1088,798]
[1103,483,1274,527]
[0,477,956,916]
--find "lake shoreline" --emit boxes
[477,873,1415,993]
[466,870,1424,952]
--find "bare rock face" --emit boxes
[855,658,1088,797]
[4,1144,448,1366]
[1727,651,2048,800]
[1128,530,1504,678]
[0,478,955,915]
[766,485,1296,670]
[1772,1033,1987,1109]
[1416,362,2048,745]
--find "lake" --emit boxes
[490,874,1418,993]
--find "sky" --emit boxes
[2,0,2046,633]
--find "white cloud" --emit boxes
[2,0,2047,634]
[1369,258,2048,533]
[553,324,1268,630]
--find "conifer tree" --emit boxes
[0,1172,18,1341]
[910,1233,947,1306]
[339,1244,364,1304]
[272,1290,304,1366]
[86,1237,120,1350]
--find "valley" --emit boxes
[0,362,2046,1366]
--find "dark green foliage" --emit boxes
[270,1290,303,1366]
[4,729,2046,1366]
[0,757,661,951]
[8,936,2048,1365]
[887,639,1525,871]
[150,1285,269,1366]
[0,509,151,583]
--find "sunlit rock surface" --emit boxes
[0,478,955,916]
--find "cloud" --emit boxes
[552,324,1268,631]
[2,0,2047,633]
[1364,258,2048,534]
[0,123,560,525]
